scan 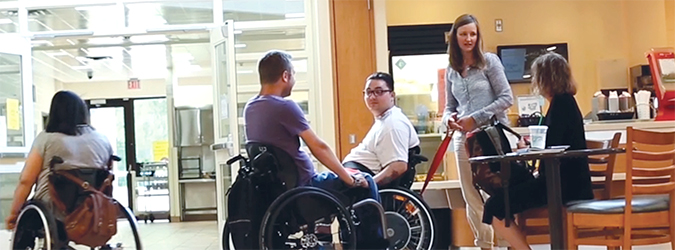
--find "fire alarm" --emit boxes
[495,19,503,32]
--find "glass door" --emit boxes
[88,98,170,220]
[212,20,238,236]
[0,34,34,155]
[88,100,134,209]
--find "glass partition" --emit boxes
[223,0,304,22]
[27,5,121,32]
[391,53,447,135]
[125,1,214,28]
[0,52,23,148]
[0,9,18,33]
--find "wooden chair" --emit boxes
[565,127,675,250]
[515,132,622,244]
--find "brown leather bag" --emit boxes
[50,170,118,247]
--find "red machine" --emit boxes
[646,48,675,121]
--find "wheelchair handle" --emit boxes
[111,155,122,162]
[226,155,247,166]
[49,156,64,171]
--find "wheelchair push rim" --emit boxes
[259,187,357,250]
[11,200,142,250]
[11,201,57,250]
[379,188,435,250]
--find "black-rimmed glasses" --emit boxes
[363,88,392,97]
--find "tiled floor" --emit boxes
[1,220,672,250]
[1,220,220,250]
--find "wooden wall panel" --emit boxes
[330,0,377,158]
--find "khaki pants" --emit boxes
[453,132,516,248]
[453,132,495,248]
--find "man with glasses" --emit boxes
[244,51,388,249]
[343,72,420,186]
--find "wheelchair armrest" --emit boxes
[411,154,428,162]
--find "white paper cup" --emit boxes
[636,103,650,120]
[528,125,548,149]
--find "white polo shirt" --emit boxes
[343,106,420,174]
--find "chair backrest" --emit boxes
[396,146,428,189]
[48,156,117,213]
[586,132,622,199]
[625,127,675,215]
[343,146,428,190]
[245,142,299,190]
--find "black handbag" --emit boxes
[465,121,535,197]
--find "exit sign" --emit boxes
[128,78,141,89]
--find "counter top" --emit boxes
[409,173,637,191]
[415,120,675,139]
[410,180,460,190]
[513,119,675,134]
[178,178,216,184]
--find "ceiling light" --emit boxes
[130,35,169,43]
[46,50,72,57]
[233,30,242,34]
[74,5,113,11]
[285,13,305,19]
[173,53,194,61]
[523,74,532,79]
[30,40,53,46]
[71,65,92,70]
[546,46,557,51]
[234,44,246,48]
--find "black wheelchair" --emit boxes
[221,143,436,250]
[11,156,142,250]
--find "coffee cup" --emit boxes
[528,125,548,150]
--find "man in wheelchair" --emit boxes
[342,72,421,188]
[243,50,389,249]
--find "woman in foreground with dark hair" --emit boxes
[5,90,114,231]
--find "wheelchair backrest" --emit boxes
[352,146,428,189]
[48,157,115,213]
[245,142,299,190]
[397,146,428,189]
[52,169,113,213]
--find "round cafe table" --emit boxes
[469,147,626,250]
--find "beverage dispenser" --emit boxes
[646,48,675,121]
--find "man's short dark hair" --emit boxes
[366,72,394,91]
[258,50,293,84]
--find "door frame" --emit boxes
[85,96,165,211]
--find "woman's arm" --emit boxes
[442,68,463,130]
[5,150,43,229]
[470,54,514,125]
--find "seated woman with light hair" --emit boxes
[482,52,594,250]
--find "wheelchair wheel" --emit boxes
[116,202,143,250]
[221,218,231,250]
[380,188,435,250]
[11,200,59,250]
[260,187,356,250]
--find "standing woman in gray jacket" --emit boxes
[442,14,514,250]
